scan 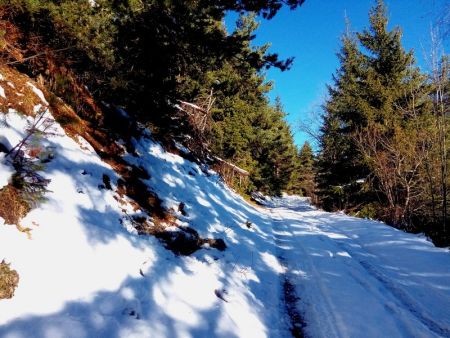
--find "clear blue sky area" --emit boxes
[225,0,448,149]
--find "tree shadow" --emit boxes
[2,130,306,337]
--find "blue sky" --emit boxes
[225,0,448,149]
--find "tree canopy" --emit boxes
[317,0,450,245]
[0,0,307,196]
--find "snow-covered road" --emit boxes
[269,196,450,338]
[2,72,449,338]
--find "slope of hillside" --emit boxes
[0,69,293,337]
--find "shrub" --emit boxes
[11,158,51,208]
[0,184,30,225]
[0,260,19,300]
[357,203,379,220]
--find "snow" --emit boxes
[0,114,22,189]
[26,82,49,105]
[0,154,14,190]
[0,110,153,321]
[0,85,5,99]
[268,195,450,338]
[0,109,291,337]
[1,98,450,337]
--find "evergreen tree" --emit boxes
[317,0,450,245]
[297,141,315,197]
[357,0,416,128]
[317,27,367,210]
[252,101,298,195]
[192,16,299,195]
[1,0,304,197]
[317,0,428,213]
[287,150,302,194]
[353,0,431,224]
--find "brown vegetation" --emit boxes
[133,216,226,255]
[0,65,48,116]
[0,184,30,225]
[354,125,430,228]
[0,260,19,300]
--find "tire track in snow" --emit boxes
[271,210,306,338]
[320,221,450,337]
[336,240,450,337]
[270,204,446,338]
[336,254,429,338]
[271,209,344,338]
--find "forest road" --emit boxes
[268,196,450,338]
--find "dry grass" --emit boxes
[47,94,84,138]
[0,184,30,225]
[0,65,46,116]
[0,260,19,300]
[0,16,24,65]
[0,184,33,237]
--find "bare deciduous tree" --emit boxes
[355,124,430,228]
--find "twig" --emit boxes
[4,46,75,66]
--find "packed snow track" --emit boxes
[268,196,450,338]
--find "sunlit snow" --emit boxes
[1,84,450,337]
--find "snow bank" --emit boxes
[0,107,291,336]
[0,109,154,321]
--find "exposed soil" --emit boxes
[133,217,226,256]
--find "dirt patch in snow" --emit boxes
[134,218,226,256]
[0,66,46,117]
[46,90,168,223]
[2,63,224,257]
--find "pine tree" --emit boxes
[353,0,431,225]
[318,0,429,214]
[248,99,298,196]
[357,0,416,128]
[317,0,449,242]
[317,27,367,210]
[297,141,315,197]
[1,0,304,197]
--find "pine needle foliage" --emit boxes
[317,0,450,245]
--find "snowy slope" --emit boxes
[0,76,292,337]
